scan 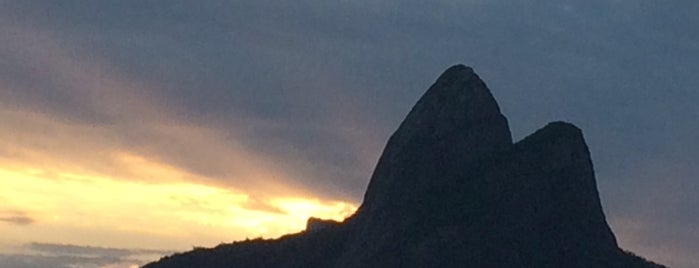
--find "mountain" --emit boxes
[144,65,666,268]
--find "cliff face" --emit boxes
[144,65,666,268]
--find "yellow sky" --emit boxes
[0,153,356,252]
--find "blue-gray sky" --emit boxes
[0,1,697,267]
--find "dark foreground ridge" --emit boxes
[144,65,666,268]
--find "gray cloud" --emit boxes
[0,242,173,268]
[0,212,34,226]
[0,242,175,268]
[28,242,171,259]
[0,254,119,268]
[0,1,697,267]
[0,216,33,226]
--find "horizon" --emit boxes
[1,1,697,268]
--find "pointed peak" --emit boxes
[359,64,512,216]
[388,64,511,148]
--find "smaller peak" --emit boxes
[540,121,583,138]
[516,121,587,152]
[436,64,476,83]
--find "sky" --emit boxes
[0,1,697,268]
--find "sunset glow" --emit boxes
[0,26,359,261]
[0,159,357,251]
[1,1,696,267]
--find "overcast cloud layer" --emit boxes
[1,1,697,267]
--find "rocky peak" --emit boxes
[510,121,619,255]
[336,65,514,267]
[359,64,512,215]
[385,64,509,150]
[143,65,665,268]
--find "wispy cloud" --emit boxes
[0,242,174,268]
[0,211,34,226]
[28,242,171,259]
[0,254,118,268]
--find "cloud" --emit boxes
[0,254,117,268]
[0,242,173,268]
[0,1,697,267]
[0,211,34,226]
[0,216,34,226]
[0,24,347,201]
[28,242,171,259]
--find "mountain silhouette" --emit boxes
[144,65,666,268]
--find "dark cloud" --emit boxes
[0,1,697,267]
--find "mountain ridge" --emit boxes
[144,65,666,268]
